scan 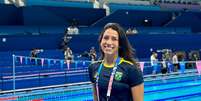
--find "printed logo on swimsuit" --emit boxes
[115,71,123,81]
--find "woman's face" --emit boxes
[100,28,119,56]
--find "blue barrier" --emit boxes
[109,3,161,13]
[26,0,93,8]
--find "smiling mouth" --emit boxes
[104,45,114,50]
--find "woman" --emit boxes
[88,23,144,101]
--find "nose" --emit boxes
[105,38,113,45]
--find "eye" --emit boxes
[103,35,109,40]
[111,36,118,41]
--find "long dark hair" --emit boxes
[98,23,137,65]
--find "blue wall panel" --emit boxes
[0,34,63,51]
[129,34,201,59]
[68,34,201,59]
[68,35,99,53]
[0,4,22,25]
[109,4,161,13]
[0,26,39,34]
[1,34,201,59]
[166,12,201,32]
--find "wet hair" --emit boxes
[98,23,137,65]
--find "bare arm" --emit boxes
[131,83,144,101]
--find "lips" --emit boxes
[104,45,114,50]
[103,45,115,54]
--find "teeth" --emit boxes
[104,45,113,48]
[105,47,113,49]
[103,44,114,50]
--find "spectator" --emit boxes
[126,27,138,35]
[67,25,79,35]
[132,27,138,34]
[161,54,167,74]
[126,28,133,34]
[64,47,73,63]
[30,48,43,58]
[150,52,158,74]
[172,52,179,72]
[89,46,97,62]
[30,48,43,65]
[191,53,200,61]
[191,53,200,68]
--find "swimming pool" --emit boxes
[17,87,93,101]
[0,82,93,101]
[144,74,201,101]
[1,72,200,101]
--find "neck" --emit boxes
[103,54,118,65]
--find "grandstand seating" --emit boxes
[0,4,106,34]
[153,0,200,5]
[0,1,201,60]
[1,2,201,34]
[159,3,201,11]
[92,9,173,27]
[107,0,151,5]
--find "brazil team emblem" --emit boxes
[115,72,123,81]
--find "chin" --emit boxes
[104,51,115,56]
[105,53,113,55]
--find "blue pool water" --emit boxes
[1,74,200,101]
[144,75,201,101]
